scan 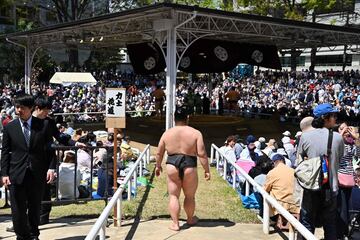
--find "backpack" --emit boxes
[294,130,332,191]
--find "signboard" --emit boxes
[106,88,126,128]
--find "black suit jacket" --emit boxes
[1,117,54,185]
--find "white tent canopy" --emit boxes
[49,72,97,86]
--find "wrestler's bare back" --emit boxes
[160,126,201,156]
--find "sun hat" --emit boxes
[313,103,338,118]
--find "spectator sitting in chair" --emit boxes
[222,135,237,163]
[263,154,300,223]
[234,135,243,159]
[58,151,82,199]
[76,137,92,172]
[93,141,107,167]
[239,135,259,162]
[121,139,135,161]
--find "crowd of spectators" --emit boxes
[50,126,140,200]
[0,69,359,126]
[216,103,360,239]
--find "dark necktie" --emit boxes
[23,121,30,147]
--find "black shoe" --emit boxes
[39,218,49,225]
[39,213,49,225]
[6,226,14,232]
[31,237,39,240]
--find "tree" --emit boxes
[238,0,304,20]
[110,0,154,11]
[29,1,93,69]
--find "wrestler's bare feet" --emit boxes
[169,222,180,231]
[186,216,199,226]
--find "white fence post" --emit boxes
[263,198,270,234]
[99,224,106,240]
[223,159,227,180]
[133,170,137,196]
[232,168,236,189]
[289,224,295,240]
[146,148,150,164]
[139,160,143,177]
[127,178,132,201]
[245,181,250,196]
[210,145,214,164]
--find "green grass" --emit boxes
[0,163,259,223]
[139,163,259,223]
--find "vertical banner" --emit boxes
[106,88,126,128]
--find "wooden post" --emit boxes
[113,128,118,226]
[105,88,126,227]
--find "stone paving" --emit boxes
[0,215,333,240]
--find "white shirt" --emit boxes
[58,163,81,199]
[77,149,92,171]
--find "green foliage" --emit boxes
[84,48,125,73]
[0,40,25,81]
[0,0,12,7]
[238,0,304,19]
[174,0,219,8]
[17,18,34,31]
[110,0,220,10]
[302,0,337,13]
[110,0,154,11]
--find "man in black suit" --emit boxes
[33,96,78,224]
[1,94,55,240]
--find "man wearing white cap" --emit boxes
[281,131,293,146]
[282,136,296,165]
[282,130,291,137]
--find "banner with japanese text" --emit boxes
[106,88,126,128]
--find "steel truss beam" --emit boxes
[174,11,360,49]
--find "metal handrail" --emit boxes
[210,144,317,240]
[85,144,150,240]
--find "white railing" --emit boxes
[85,144,151,240]
[211,144,317,240]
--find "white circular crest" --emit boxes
[214,46,228,62]
[144,57,156,70]
[180,56,191,68]
[251,50,264,63]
